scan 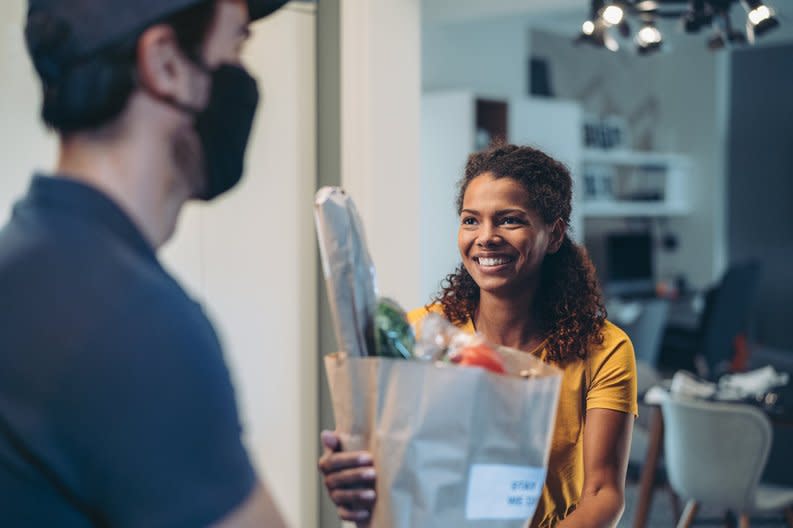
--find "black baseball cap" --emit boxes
[26,0,290,71]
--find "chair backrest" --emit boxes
[661,396,772,512]
[624,298,670,367]
[698,261,762,379]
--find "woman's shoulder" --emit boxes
[407,304,475,334]
[406,304,444,325]
[584,319,635,369]
[601,319,631,347]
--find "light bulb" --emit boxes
[748,5,772,26]
[638,25,662,44]
[602,5,625,26]
[582,20,596,35]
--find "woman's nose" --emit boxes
[476,223,501,247]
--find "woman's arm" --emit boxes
[558,408,634,528]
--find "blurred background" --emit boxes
[1,0,792,526]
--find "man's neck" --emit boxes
[475,286,544,352]
[56,129,190,249]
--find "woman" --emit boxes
[318,143,637,527]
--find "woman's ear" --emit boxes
[547,218,566,254]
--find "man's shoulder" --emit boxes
[0,207,215,359]
[0,201,144,281]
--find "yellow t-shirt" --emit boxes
[407,305,638,527]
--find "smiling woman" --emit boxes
[319,143,638,527]
[439,143,605,365]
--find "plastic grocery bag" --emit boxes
[325,351,562,527]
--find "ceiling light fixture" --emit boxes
[576,0,621,51]
[575,0,780,54]
[743,0,780,42]
[707,9,748,50]
[681,0,713,33]
[599,2,633,37]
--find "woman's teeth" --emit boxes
[478,257,511,267]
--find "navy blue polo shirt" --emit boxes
[0,175,256,527]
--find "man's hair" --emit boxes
[25,1,217,134]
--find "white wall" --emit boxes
[422,16,529,100]
[162,5,318,526]
[419,92,474,302]
[423,0,581,24]
[0,2,57,217]
[340,0,423,311]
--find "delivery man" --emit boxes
[0,1,290,526]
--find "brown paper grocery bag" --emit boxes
[325,353,562,527]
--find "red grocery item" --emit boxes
[452,344,507,375]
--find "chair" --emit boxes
[626,299,674,512]
[661,396,793,528]
[624,298,669,396]
[697,261,762,379]
[660,261,762,380]
[627,298,671,369]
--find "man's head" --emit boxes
[25,0,288,201]
[25,0,287,133]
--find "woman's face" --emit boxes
[458,172,563,298]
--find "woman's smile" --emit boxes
[473,254,516,271]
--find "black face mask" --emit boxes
[193,63,260,200]
[146,62,260,201]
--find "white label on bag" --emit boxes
[465,464,546,520]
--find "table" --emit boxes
[631,405,668,528]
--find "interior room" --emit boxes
[418,1,793,526]
[0,0,791,526]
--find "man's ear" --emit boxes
[136,24,186,100]
[547,218,566,254]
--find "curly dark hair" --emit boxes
[433,143,606,364]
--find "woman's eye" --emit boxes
[461,217,477,225]
[500,216,524,225]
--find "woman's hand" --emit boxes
[318,430,377,524]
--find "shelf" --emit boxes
[581,200,690,218]
[580,149,692,218]
[581,149,690,168]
